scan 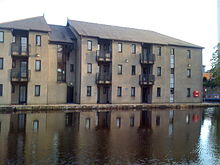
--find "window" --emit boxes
[0,58,3,69]
[171,68,174,74]
[157,67,161,76]
[130,116,135,127]
[118,64,122,74]
[35,60,41,71]
[131,44,136,54]
[157,46,161,56]
[0,84,3,96]
[187,50,191,59]
[157,87,161,97]
[131,87,135,96]
[118,43,122,52]
[187,69,191,78]
[87,86,91,96]
[36,35,41,46]
[116,117,121,128]
[12,85,15,93]
[0,31,4,43]
[186,114,190,124]
[171,48,175,55]
[12,60,16,68]
[85,118,91,129]
[33,120,39,132]
[170,88,174,94]
[131,65,136,75]
[87,40,92,51]
[35,85,40,96]
[187,88,191,97]
[156,116,160,126]
[57,45,66,82]
[70,64,74,72]
[87,63,92,73]
[12,36,16,43]
[117,87,122,96]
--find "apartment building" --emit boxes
[0,16,203,105]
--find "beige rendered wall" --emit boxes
[47,44,67,104]
[111,41,141,104]
[0,29,12,104]
[80,37,98,104]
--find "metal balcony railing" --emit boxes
[139,74,155,85]
[140,53,155,64]
[96,73,112,84]
[96,50,112,62]
[10,69,30,82]
[11,43,30,56]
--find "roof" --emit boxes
[49,25,75,43]
[0,16,51,32]
[68,20,202,48]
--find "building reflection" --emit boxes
[0,108,204,164]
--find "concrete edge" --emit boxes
[0,103,220,113]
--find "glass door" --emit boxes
[20,61,28,78]
[21,37,27,54]
[19,85,27,104]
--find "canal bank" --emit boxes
[0,103,220,112]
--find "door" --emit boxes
[20,61,28,78]
[67,86,74,103]
[19,85,27,104]
[21,37,27,54]
[142,87,150,103]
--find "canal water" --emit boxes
[0,107,220,165]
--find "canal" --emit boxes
[0,107,219,164]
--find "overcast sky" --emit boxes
[0,0,217,70]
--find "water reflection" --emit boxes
[0,108,219,164]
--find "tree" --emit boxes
[210,43,220,86]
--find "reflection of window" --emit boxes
[187,88,191,97]
[0,84,3,96]
[116,117,121,128]
[130,116,134,127]
[156,116,160,126]
[33,120,39,131]
[85,118,91,129]
[57,45,66,82]
[186,114,190,124]
[87,86,91,96]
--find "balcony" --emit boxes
[11,43,30,57]
[96,73,111,85]
[140,53,155,64]
[139,74,155,85]
[96,50,112,62]
[10,69,30,82]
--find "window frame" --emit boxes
[0,84,3,96]
[0,58,3,70]
[157,67,161,76]
[118,64,122,75]
[87,63,92,73]
[35,60,41,71]
[131,44,136,54]
[118,43,123,53]
[87,40,92,51]
[36,35,41,46]
[87,86,92,96]
[157,87,161,97]
[131,87,135,97]
[117,87,122,96]
[131,65,136,75]
[35,85,41,96]
[0,31,4,43]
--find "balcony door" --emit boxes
[21,37,27,54]
[20,61,28,78]
[19,85,27,104]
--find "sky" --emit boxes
[0,0,218,70]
